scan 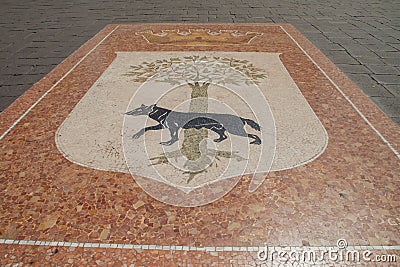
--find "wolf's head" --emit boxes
[125,104,155,116]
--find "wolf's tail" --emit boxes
[241,118,261,131]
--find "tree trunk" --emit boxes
[181,82,210,171]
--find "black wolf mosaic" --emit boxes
[125,104,261,145]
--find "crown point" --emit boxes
[136,29,262,46]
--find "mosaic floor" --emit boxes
[0,23,399,266]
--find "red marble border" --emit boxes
[1,244,398,266]
[0,24,399,249]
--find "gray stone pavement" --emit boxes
[0,0,399,124]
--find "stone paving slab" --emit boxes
[1,1,399,123]
[0,23,399,266]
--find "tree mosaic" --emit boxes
[125,55,267,183]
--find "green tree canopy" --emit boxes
[125,55,267,86]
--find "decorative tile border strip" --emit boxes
[0,24,398,253]
[1,239,399,251]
